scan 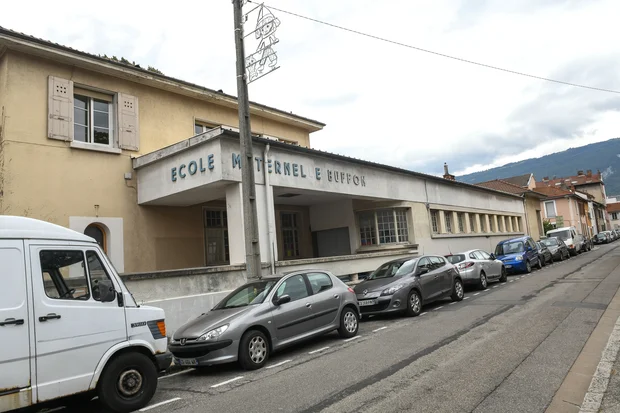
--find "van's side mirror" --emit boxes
[99,280,117,303]
[275,295,291,306]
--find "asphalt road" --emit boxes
[29,243,620,413]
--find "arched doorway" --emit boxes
[85,223,107,253]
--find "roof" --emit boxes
[474,179,547,198]
[607,203,620,213]
[133,127,525,200]
[0,26,325,132]
[537,172,603,188]
[534,186,581,199]
[501,174,532,188]
[0,216,96,242]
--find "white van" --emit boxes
[0,216,171,413]
[546,226,585,256]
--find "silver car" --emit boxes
[445,250,506,289]
[353,255,464,318]
[169,270,360,370]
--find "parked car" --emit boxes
[546,226,585,255]
[594,233,608,244]
[601,231,615,242]
[353,255,464,318]
[445,250,506,289]
[536,241,554,265]
[170,270,359,370]
[540,237,571,260]
[0,216,171,413]
[494,236,542,273]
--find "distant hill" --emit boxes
[458,138,620,196]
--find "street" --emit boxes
[32,243,620,413]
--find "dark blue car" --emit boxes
[494,236,542,274]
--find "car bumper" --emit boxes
[458,268,479,284]
[170,339,237,366]
[155,351,173,371]
[357,291,408,315]
[502,261,527,273]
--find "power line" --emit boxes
[248,1,620,95]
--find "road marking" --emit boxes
[159,368,195,380]
[373,326,387,332]
[473,293,480,296]
[139,398,182,411]
[344,335,361,342]
[420,312,428,316]
[509,280,515,283]
[434,306,444,310]
[449,301,457,305]
[309,346,330,354]
[492,285,499,289]
[266,359,292,369]
[464,297,470,300]
[44,408,65,413]
[211,376,244,388]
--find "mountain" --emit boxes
[457,138,620,196]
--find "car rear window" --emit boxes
[445,254,466,264]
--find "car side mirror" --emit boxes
[417,267,429,276]
[489,253,496,260]
[275,295,291,306]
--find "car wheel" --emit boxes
[239,330,269,371]
[540,257,546,267]
[536,258,543,270]
[451,279,464,302]
[338,307,359,338]
[479,271,487,290]
[549,255,554,264]
[405,289,422,317]
[499,267,507,282]
[97,352,158,413]
[526,261,532,273]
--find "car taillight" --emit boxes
[348,287,355,294]
[458,262,475,269]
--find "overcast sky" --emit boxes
[3,0,620,176]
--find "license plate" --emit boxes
[358,299,376,306]
[505,265,512,268]
[178,358,198,366]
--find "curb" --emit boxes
[579,316,620,412]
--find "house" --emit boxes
[535,186,592,236]
[0,26,528,281]
[474,177,548,240]
[607,203,620,229]
[537,170,609,233]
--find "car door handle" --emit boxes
[305,303,312,308]
[39,313,61,322]
[0,318,25,327]
[333,294,340,299]
[433,275,439,279]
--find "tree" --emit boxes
[543,220,554,235]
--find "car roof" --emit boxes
[497,236,530,244]
[0,216,96,243]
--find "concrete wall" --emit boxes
[2,51,314,272]
[524,196,543,241]
[309,199,357,254]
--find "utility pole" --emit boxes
[233,0,262,279]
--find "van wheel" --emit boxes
[239,330,269,370]
[98,352,158,413]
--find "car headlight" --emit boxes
[516,255,523,261]
[381,284,405,296]
[197,325,229,341]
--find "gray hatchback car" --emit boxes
[353,255,464,317]
[170,270,360,370]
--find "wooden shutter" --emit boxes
[47,76,74,141]
[118,93,139,151]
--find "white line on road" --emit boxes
[43,408,65,413]
[492,285,499,288]
[420,312,428,316]
[473,293,480,296]
[139,398,182,411]
[449,301,457,305]
[309,346,330,354]
[464,297,470,300]
[159,369,195,380]
[434,306,444,310]
[211,376,244,388]
[373,326,387,332]
[266,359,292,369]
[344,335,361,342]
[509,280,515,283]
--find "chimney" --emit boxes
[543,176,549,181]
[577,170,584,176]
[587,170,592,177]
[443,162,455,181]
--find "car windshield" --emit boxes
[542,238,558,247]
[445,254,466,264]
[368,259,417,279]
[214,280,279,310]
[496,241,525,255]
[598,233,606,238]
[548,230,570,241]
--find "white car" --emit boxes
[445,249,507,289]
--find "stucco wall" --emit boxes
[0,52,7,214]
[309,199,357,254]
[524,196,543,241]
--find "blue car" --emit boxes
[494,236,542,274]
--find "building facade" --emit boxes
[536,186,591,236]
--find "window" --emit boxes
[480,215,486,232]
[431,210,439,234]
[194,122,218,135]
[472,251,486,260]
[85,224,107,253]
[204,209,229,265]
[359,209,410,246]
[306,272,333,294]
[429,256,446,269]
[478,250,491,260]
[457,213,465,233]
[489,215,495,232]
[469,213,477,232]
[417,257,431,271]
[275,274,309,302]
[281,212,301,258]
[217,280,278,309]
[545,201,556,218]
[86,251,114,302]
[40,250,90,300]
[74,94,113,146]
[613,213,619,220]
[445,212,453,233]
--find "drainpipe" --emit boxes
[264,144,276,274]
